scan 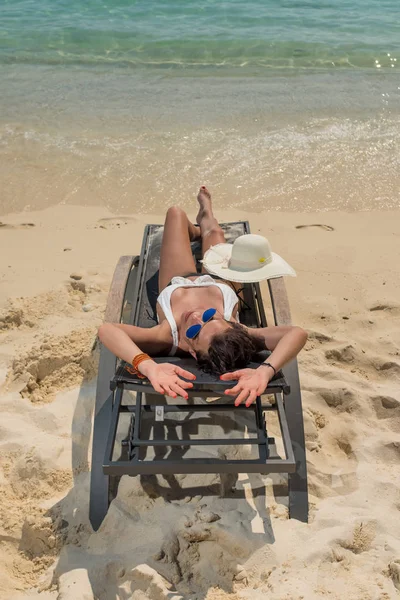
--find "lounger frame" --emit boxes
[89,222,308,531]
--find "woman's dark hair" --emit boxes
[196,322,266,375]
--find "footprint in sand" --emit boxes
[335,435,355,459]
[0,222,35,229]
[307,330,333,343]
[369,303,400,315]
[96,216,136,230]
[374,441,400,464]
[375,360,400,377]
[370,395,400,421]
[325,344,357,363]
[389,560,400,591]
[295,224,334,231]
[316,386,361,413]
[308,461,358,498]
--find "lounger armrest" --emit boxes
[111,355,290,395]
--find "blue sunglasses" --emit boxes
[185,308,217,340]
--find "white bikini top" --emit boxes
[157,275,239,356]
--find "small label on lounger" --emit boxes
[155,406,164,422]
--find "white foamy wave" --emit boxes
[1,115,399,214]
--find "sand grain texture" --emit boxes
[1,206,400,600]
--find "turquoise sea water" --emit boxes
[1,0,399,214]
[1,0,400,71]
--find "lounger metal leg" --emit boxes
[282,360,308,522]
[89,351,116,531]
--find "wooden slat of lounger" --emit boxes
[104,255,138,322]
[267,276,309,523]
[113,359,289,395]
[90,254,138,531]
[268,278,292,326]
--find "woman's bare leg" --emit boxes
[159,206,200,291]
[196,186,226,269]
[196,187,242,302]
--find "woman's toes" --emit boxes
[198,185,211,199]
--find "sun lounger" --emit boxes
[89,222,308,531]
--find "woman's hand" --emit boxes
[220,367,272,407]
[140,361,196,399]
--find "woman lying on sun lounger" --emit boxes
[98,186,307,407]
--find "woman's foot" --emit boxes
[196,185,212,225]
[196,185,225,255]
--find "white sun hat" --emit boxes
[202,234,296,283]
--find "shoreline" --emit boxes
[2,65,400,216]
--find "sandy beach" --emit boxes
[1,203,400,599]
[2,0,400,596]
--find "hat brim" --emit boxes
[202,243,296,283]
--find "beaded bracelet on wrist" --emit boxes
[126,352,151,378]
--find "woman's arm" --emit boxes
[98,323,171,363]
[97,323,195,398]
[220,325,308,407]
[248,325,308,373]
[98,323,170,363]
